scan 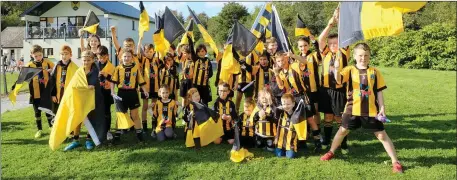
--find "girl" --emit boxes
[152,85,178,141]
[183,88,202,149]
[178,36,195,109]
[159,53,179,101]
[253,89,277,152]
[109,48,149,143]
[79,29,101,55]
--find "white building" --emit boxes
[1,27,25,63]
[20,1,155,66]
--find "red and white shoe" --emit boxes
[320,151,334,161]
[392,162,404,173]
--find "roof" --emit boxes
[20,1,154,23]
[1,27,25,48]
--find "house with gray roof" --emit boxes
[20,1,155,65]
[1,27,25,64]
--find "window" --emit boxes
[132,20,135,30]
[43,48,54,58]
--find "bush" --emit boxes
[367,23,456,71]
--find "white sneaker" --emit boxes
[106,132,113,140]
[151,131,157,138]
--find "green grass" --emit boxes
[0,72,26,96]
[1,67,456,179]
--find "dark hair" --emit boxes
[144,44,154,51]
[31,44,43,54]
[97,45,109,56]
[297,36,310,44]
[259,50,268,58]
[170,44,176,51]
[328,33,338,40]
[196,44,207,54]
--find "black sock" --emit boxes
[194,138,201,149]
[142,121,148,131]
[47,117,53,128]
[114,130,121,141]
[73,135,80,141]
[323,126,333,145]
[36,119,42,130]
[151,120,157,133]
[136,129,144,142]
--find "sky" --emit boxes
[122,1,265,18]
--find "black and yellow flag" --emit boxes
[114,98,134,129]
[82,10,100,34]
[250,3,272,53]
[138,1,150,38]
[290,99,308,140]
[270,5,293,53]
[230,116,254,163]
[153,7,185,58]
[185,101,224,147]
[188,6,219,55]
[338,2,426,47]
[8,67,42,105]
[179,19,194,46]
[295,14,311,37]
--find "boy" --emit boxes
[214,82,238,144]
[274,93,298,158]
[96,45,116,139]
[192,44,213,106]
[235,54,254,112]
[238,98,256,148]
[266,37,278,68]
[252,51,273,100]
[317,9,350,152]
[26,45,55,138]
[320,42,403,173]
[139,44,161,132]
[273,53,322,151]
[110,26,141,66]
[110,48,149,143]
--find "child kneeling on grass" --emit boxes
[320,42,403,174]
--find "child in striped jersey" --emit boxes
[321,43,403,173]
[213,82,238,144]
[252,51,273,101]
[238,98,256,148]
[274,93,298,158]
[158,53,179,101]
[253,89,277,152]
[192,44,213,106]
[152,85,178,141]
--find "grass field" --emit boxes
[1,67,456,179]
[0,72,22,96]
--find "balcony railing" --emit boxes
[26,26,111,39]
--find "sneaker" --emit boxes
[392,162,404,173]
[107,132,113,141]
[341,148,349,155]
[320,151,335,161]
[151,131,157,138]
[64,141,81,151]
[85,140,95,150]
[34,130,42,138]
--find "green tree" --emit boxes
[1,2,36,31]
[208,2,250,45]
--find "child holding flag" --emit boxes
[214,82,238,144]
[96,45,116,139]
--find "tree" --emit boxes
[1,2,36,31]
[208,2,250,45]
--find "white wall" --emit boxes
[1,48,23,62]
[41,2,105,17]
[108,14,155,47]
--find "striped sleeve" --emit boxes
[374,68,387,92]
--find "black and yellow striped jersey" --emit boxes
[239,112,255,137]
[275,109,298,152]
[50,60,78,102]
[277,63,306,95]
[110,63,146,89]
[253,65,274,98]
[158,65,178,95]
[321,45,350,89]
[143,54,162,93]
[340,66,387,117]
[238,55,254,83]
[214,98,238,131]
[192,57,213,86]
[153,99,178,133]
[253,107,277,138]
[296,51,320,92]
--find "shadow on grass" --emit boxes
[2,138,49,145]
[1,121,26,131]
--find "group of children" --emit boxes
[21,8,403,173]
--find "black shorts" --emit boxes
[101,88,114,105]
[179,79,193,97]
[306,91,319,105]
[237,82,254,97]
[318,87,346,116]
[342,113,385,132]
[118,89,141,110]
[240,136,256,148]
[140,88,158,99]
[222,129,235,141]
